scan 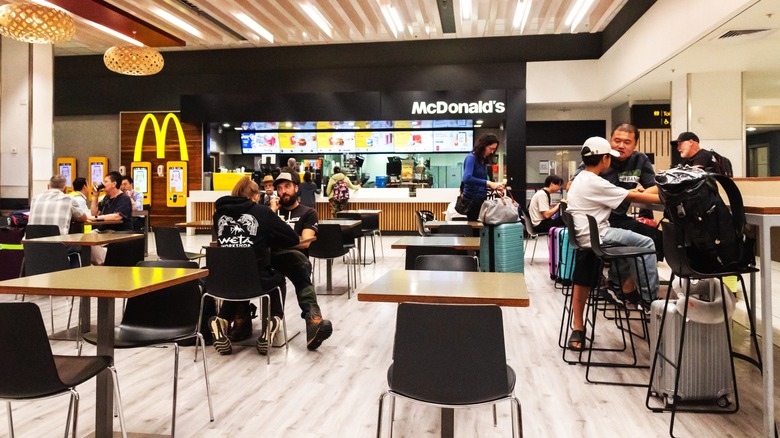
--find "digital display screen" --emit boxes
[132,167,148,193]
[90,163,104,186]
[58,164,72,187]
[394,131,434,153]
[432,130,473,152]
[241,132,281,154]
[169,167,184,192]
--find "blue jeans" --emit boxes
[601,227,659,303]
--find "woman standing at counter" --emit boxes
[462,134,504,221]
[326,166,360,215]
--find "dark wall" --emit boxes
[747,130,780,176]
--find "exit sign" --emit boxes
[631,104,671,129]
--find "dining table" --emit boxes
[392,236,481,270]
[424,220,484,229]
[359,269,528,438]
[0,265,208,438]
[22,232,145,338]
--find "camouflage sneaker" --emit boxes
[306,314,333,351]
[209,316,232,355]
[256,316,281,356]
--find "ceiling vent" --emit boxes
[175,0,246,41]
[717,29,772,39]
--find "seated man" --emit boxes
[270,172,333,351]
[28,175,87,236]
[120,175,144,211]
[528,175,564,233]
[210,176,300,355]
[566,137,661,351]
[672,131,724,174]
[89,171,133,264]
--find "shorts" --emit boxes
[572,250,601,289]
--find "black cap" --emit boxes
[671,131,699,146]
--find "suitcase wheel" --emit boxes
[717,395,731,408]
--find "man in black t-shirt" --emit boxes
[271,172,332,351]
[671,131,723,174]
[89,171,133,264]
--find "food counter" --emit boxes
[185,188,459,234]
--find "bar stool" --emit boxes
[645,221,761,437]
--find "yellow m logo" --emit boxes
[133,113,189,162]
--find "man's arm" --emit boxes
[625,190,660,204]
[295,228,316,250]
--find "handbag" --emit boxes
[454,194,471,215]
[478,189,520,225]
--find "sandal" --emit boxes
[567,329,585,352]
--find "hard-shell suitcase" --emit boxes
[548,227,561,280]
[480,222,523,273]
[555,228,576,285]
[649,299,733,407]
[0,226,24,281]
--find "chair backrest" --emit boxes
[334,212,363,239]
[585,214,606,257]
[561,209,582,250]
[661,221,697,278]
[23,242,71,276]
[154,227,188,260]
[104,236,144,266]
[24,224,61,239]
[436,224,473,237]
[414,254,479,272]
[308,224,349,259]
[415,210,432,236]
[120,260,202,332]
[205,246,265,299]
[0,302,66,398]
[520,209,538,238]
[391,303,509,404]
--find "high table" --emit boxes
[359,269,528,438]
[742,198,780,438]
[22,232,145,337]
[0,265,208,438]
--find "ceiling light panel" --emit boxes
[234,12,273,43]
[300,3,332,38]
[152,6,203,39]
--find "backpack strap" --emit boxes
[711,173,745,236]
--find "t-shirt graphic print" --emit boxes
[216,213,259,247]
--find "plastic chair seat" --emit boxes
[387,363,516,405]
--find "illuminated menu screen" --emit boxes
[394,131,434,153]
[279,132,318,154]
[316,132,356,153]
[355,131,394,153]
[241,132,281,153]
[433,130,473,152]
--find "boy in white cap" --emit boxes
[565,137,661,351]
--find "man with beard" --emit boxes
[270,172,333,350]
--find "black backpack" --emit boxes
[709,149,734,177]
[655,166,753,273]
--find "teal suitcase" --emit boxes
[479,222,524,272]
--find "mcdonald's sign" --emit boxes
[133,112,189,162]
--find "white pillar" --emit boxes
[671,71,744,176]
[0,37,54,203]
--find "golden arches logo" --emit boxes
[133,113,189,162]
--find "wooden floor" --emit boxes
[2,233,778,437]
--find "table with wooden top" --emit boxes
[359,269,528,438]
[741,197,780,437]
[22,232,145,337]
[391,236,480,251]
[176,219,213,229]
[0,265,208,438]
[319,219,361,229]
[425,220,484,229]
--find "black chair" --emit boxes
[436,224,474,237]
[415,210,434,236]
[581,214,653,386]
[334,212,365,266]
[645,221,761,437]
[104,235,145,267]
[154,227,205,264]
[203,246,288,363]
[23,241,80,337]
[519,208,546,265]
[82,259,214,436]
[405,246,463,270]
[414,254,480,272]
[308,223,356,298]
[0,302,127,438]
[337,211,383,265]
[377,303,522,437]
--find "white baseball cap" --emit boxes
[581,136,619,157]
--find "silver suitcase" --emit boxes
[649,300,734,407]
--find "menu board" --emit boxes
[242,122,279,130]
[355,131,394,152]
[316,132,355,153]
[433,130,473,152]
[241,132,281,153]
[394,130,434,153]
[278,132,318,153]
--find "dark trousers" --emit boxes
[533,216,564,234]
[609,213,664,261]
[271,248,320,318]
[465,195,486,221]
[218,267,286,320]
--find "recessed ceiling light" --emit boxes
[301,3,333,38]
[746,127,757,132]
[476,119,484,124]
[461,0,472,20]
[222,123,231,128]
[152,7,203,38]
[234,12,274,43]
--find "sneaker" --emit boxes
[256,316,282,356]
[597,287,624,307]
[306,314,333,351]
[209,316,232,355]
[623,292,652,315]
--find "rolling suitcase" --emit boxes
[649,299,734,407]
[555,228,576,286]
[548,227,561,280]
[480,222,523,273]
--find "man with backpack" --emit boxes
[326,166,360,215]
[672,131,732,176]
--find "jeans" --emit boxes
[609,213,664,261]
[271,248,321,318]
[465,195,486,221]
[601,227,659,303]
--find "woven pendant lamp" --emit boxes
[104,44,164,76]
[0,2,75,44]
